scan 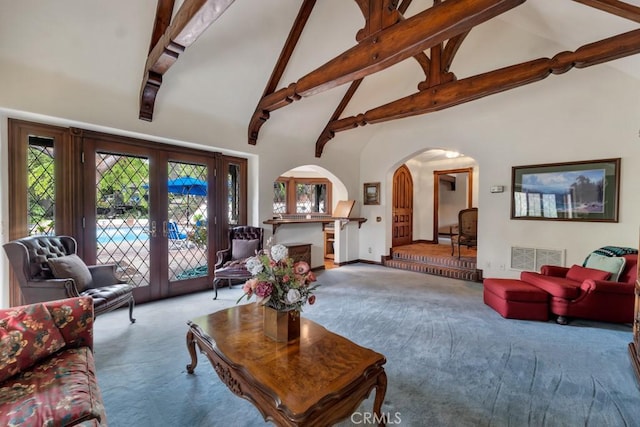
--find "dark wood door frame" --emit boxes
[433,167,473,244]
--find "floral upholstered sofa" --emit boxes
[0,296,107,426]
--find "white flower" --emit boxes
[270,244,289,262]
[245,256,264,275]
[285,288,301,304]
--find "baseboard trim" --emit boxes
[334,259,382,266]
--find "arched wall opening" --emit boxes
[385,148,479,254]
[267,164,352,269]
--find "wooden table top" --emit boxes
[189,303,386,416]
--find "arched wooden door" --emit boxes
[392,164,414,247]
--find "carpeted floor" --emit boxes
[93,264,640,427]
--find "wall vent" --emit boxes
[510,247,565,271]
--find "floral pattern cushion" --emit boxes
[46,298,94,350]
[0,303,66,382]
[0,347,107,426]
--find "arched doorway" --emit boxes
[392,164,414,247]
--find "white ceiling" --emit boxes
[1,0,638,157]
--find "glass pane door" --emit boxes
[167,161,208,283]
[95,153,151,288]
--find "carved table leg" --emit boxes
[373,370,388,427]
[186,328,198,373]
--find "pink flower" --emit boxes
[242,279,257,297]
[255,281,273,298]
[293,261,310,275]
[308,295,316,305]
[306,271,316,283]
[282,274,290,283]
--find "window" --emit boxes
[28,136,56,235]
[227,163,240,224]
[273,177,331,215]
[273,181,287,214]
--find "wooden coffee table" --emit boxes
[186,303,388,426]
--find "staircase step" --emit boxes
[384,258,482,282]
[392,252,477,270]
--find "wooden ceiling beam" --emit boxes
[573,0,640,23]
[249,0,317,136]
[315,79,363,157]
[139,0,235,121]
[315,1,427,156]
[248,0,525,144]
[262,0,317,97]
[315,28,640,155]
[252,0,400,144]
[149,0,175,53]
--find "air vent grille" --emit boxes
[510,247,565,271]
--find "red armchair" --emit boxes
[520,253,637,324]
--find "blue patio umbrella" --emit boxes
[166,176,207,221]
[166,176,207,196]
[141,176,208,221]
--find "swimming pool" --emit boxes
[97,226,149,245]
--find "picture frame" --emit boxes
[363,182,380,205]
[511,158,620,222]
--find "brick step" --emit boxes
[391,252,477,270]
[384,258,482,282]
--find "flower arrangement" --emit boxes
[237,242,319,312]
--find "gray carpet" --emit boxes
[93,264,640,427]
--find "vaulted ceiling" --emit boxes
[3,1,638,160]
[138,0,640,157]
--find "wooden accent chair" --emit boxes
[213,226,264,299]
[3,235,135,323]
[451,207,478,258]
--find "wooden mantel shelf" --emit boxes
[263,217,367,233]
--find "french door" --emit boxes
[8,119,247,306]
[81,137,219,303]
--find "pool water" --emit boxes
[97,226,149,245]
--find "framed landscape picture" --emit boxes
[511,158,620,222]
[363,182,380,205]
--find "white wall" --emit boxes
[359,64,640,278]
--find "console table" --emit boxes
[186,304,387,426]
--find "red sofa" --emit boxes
[520,253,637,324]
[0,296,107,426]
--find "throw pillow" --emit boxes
[566,264,611,282]
[585,253,626,282]
[231,239,259,261]
[0,303,65,382]
[47,254,93,292]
